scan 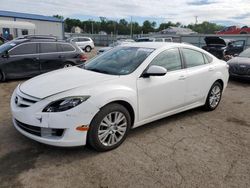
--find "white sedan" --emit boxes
[11,42,229,151]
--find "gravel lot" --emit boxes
[0,49,249,188]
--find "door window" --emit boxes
[9,43,37,55]
[62,43,75,52]
[182,48,205,68]
[150,48,182,72]
[40,43,58,53]
[79,38,90,42]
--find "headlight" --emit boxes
[43,96,90,112]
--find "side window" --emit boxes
[62,44,75,52]
[79,38,90,42]
[204,54,213,64]
[150,48,182,72]
[155,38,163,42]
[182,48,205,68]
[72,38,78,42]
[40,43,57,53]
[9,43,37,55]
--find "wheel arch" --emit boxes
[215,79,224,89]
[103,100,135,127]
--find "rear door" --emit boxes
[39,42,64,73]
[181,48,214,105]
[5,43,40,78]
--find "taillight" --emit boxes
[80,54,87,62]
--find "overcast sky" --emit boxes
[1,0,250,26]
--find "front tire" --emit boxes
[87,103,131,152]
[204,81,223,111]
[0,71,5,82]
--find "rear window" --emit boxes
[40,43,57,53]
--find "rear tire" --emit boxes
[87,103,131,152]
[63,62,74,68]
[203,81,223,111]
[85,46,92,52]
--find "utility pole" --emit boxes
[130,16,133,39]
[195,16,198,25]
[91,21,94,34]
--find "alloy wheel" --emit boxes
[98,111,127,146]
[209,85,221,108]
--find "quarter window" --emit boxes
[150,48,182,72]
[40,43,57,53]
[62,44,75,52]
[9,43,37,55]
[182,48,205,68]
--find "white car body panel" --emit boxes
[11,42,229,147]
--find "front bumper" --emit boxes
[11,88,99,147]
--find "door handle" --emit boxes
[208,67,215,72]
[58,55,65,58]
[178,75,186,80]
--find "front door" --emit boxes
[5,43,40,78]
[137,48,186,121]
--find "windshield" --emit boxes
[85,46,154,75]
[239,48,250,58]
[0,41,16,53]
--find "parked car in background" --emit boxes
[11,42,229,151]
[97,39,135,54]
[227,48,250,80]
[216,26,250,35]
[68,37,95,52]
[202,36,245,60]
[135,37,173,42]
[0,36,87,81]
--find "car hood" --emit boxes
[228,57,250,65]
[19,67,118,99]
[204,37,227,46]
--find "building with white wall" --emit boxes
[0,10,64,39]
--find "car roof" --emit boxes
[121,42,191,49]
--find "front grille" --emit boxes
[15,92,40,108]
[15,119,64,137]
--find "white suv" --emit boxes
[70,37,95,52]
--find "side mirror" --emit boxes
[2,51,9,58]
[142,65,167,78]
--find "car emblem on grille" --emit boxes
[239,65,246,68]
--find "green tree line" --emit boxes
[53,15,224,35]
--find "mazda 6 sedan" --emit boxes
[11,42,229,151]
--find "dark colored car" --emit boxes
[202,37,245,60]
[0,36,87,81]
[227,48,250,80]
